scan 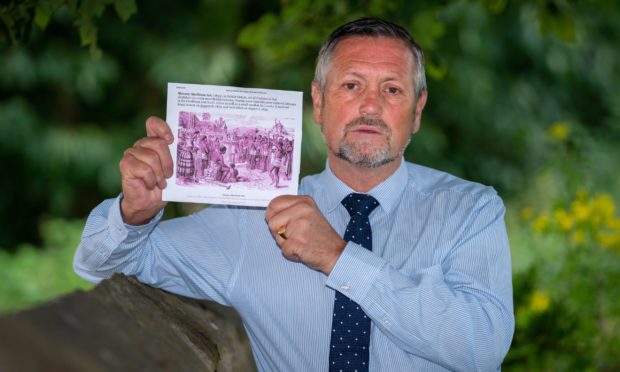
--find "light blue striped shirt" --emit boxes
[74,159,514,371]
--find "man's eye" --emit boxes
[387,87,401,94]
[344,83,357,90]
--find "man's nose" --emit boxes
[359,88,383,117]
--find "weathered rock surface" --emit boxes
[0,274,256,372]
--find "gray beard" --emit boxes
[325,117,410,169]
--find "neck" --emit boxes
[328,154,401,192]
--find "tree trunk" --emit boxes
[0,274,256,372]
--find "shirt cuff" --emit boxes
[325,242,388,303]
[109,194,164,243]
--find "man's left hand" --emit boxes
[265,195,346,275]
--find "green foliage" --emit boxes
[505,118,620,370]
[507,206,620,370]
[0,218,92,314]
[1,0,137,58]
[0,0,252,247]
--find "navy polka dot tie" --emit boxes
[329,193,379,372]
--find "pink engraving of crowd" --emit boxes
[175,111,295,191]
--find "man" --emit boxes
[75,18,514,371]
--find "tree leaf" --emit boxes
[77,17,97,46]
[79,0,108,18]
[34,3,53,29]
[114,0,137,22]
[411,8,445,50]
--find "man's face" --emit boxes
[312,36,427,169]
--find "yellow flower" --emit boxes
[605,217,620,230]
[592,194,616,220]
[571,199,591,222]
[597,232,620,250]
[554,209,574,231]
[520,207,534,220]
[529,290,551,313]
[532,214,550,234]
[570,229,586,246]
[547,121,570,142]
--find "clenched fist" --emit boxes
[265,195,346,275]
[119,116,174,225]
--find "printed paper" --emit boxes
[163,83,303,207]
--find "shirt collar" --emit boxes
[319,158,408,214]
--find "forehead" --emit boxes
[328,36,415,79]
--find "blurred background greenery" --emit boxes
[1,0,619,369]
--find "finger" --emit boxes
[134,136,174,179]
[122,147,166,189]
[144,117,174,177]
[267,212,290,240]
[280,241,300,262]
[120,149,162,190]
[120,155,159,191]
[265,194,313,221]
[130,139,167,180]
[280,245,302,262]
[145,116,174,144]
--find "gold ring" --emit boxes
[277,225,288,240]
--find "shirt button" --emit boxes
[340,283,351,292]
[383,319,390,326]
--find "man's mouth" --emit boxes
[350,126,383,135]
[343,117,391,137]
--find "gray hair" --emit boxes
[314,18,427,98]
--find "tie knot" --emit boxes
[341,193,379,217]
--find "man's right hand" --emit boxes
[119,116,174,225]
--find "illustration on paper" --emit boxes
[175,111,295,191]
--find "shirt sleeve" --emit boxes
[325,194,514,371]
[73,195,241,305]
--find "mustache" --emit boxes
[344,117,391,134]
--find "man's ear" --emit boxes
[311,80,323,125]
[411,89,428,135]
